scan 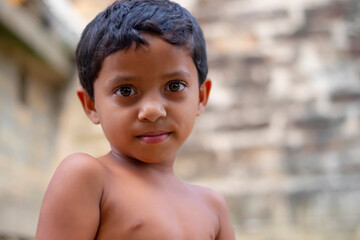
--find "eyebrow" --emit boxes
[107,75,136,87]
[162,71,191,79]
[106,70,192,86]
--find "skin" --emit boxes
[36,34,235,240]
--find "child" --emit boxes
[36,0,235,239]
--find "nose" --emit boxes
[138,95,167,122]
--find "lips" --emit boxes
[136,131,171,144]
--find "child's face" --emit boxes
[78,34,211,165]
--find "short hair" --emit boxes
[76,0,208,100]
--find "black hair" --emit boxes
[75,0,208,100]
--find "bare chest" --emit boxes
[95,178,218,240]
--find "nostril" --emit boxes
[138,106,166,122]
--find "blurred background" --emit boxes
[1,0,360,239]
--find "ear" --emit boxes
[197,78,212,116]
[77,87,100,124]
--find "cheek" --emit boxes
[99,118,119,143]
[97,106,133,140]
[184,90,200,117]
[174,97,199,132]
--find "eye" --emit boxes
[166,81,186,92]
[115,86,136,97]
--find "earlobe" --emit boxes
[197,78,212,116]
[77,87,100,124]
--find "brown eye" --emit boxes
[166,81,186,92]
[115,86,136,97]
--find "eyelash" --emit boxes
[114,86,136,97]
[165,81,187,92]
[114,81,187,97]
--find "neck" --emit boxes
[108,149,176,176]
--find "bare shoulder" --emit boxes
[48,152,107,194]
[55,152,106,180]
[187,184,227,210]
[58,152,105,170]
[36,153,106,240]
[187,184,236,240]
[46,152,107,204]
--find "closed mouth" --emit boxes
[136,131,172,144]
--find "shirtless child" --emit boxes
[36,0,235,239]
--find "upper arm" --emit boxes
[210,191,236,240]
[36,153,105,240]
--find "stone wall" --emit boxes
[0,1,73,238]
[0,46,60,238]
[173,0,360,239]
[53,0,360,239]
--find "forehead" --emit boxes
[97,34,198,83]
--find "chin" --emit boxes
[138,155,174,164]
[133,151,176,164]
